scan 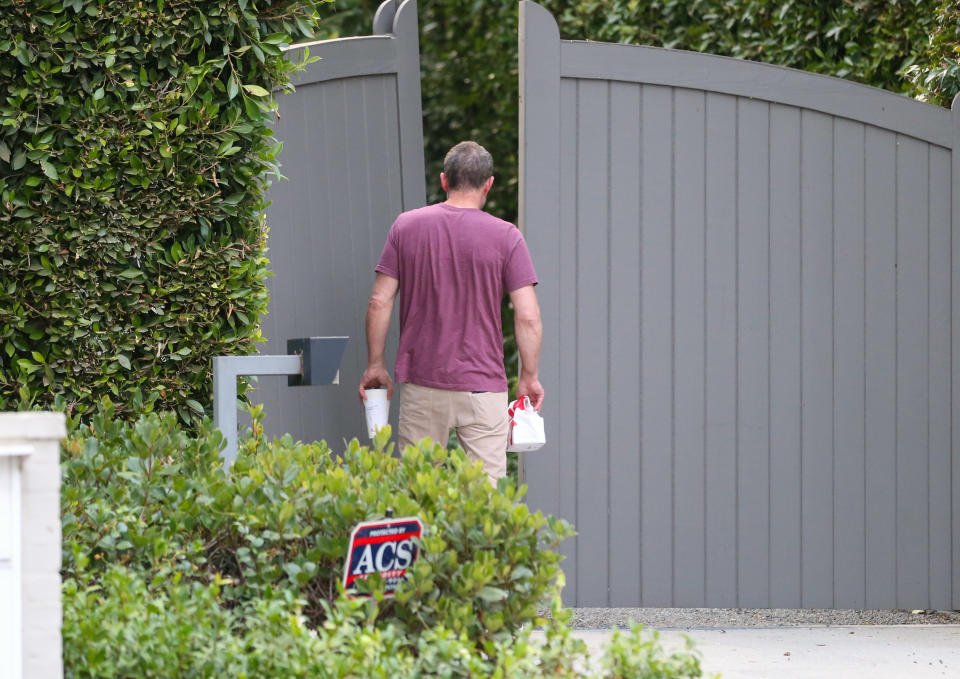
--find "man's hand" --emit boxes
[359,364,394,400]
[517,372,544,412]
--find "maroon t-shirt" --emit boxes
[375,202,538,391]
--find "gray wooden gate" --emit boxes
[520,0,960,609]
[251,0,424,447]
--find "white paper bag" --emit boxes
[507,396,546,452]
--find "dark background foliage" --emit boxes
[0,0,331,423]
[909,0,960,106]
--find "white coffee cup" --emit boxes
[363,388,390,438]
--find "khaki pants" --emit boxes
[398,383,509,483]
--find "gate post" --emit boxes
[519,0,570,597]
[952,92,960,611]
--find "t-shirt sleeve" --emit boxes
[503,232,538,292]
[374,221,400,278]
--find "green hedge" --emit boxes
[61,403,574,645]
[547,0,936,93]
[0,0,333,423]
[61,405,705,677]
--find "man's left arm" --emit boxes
[510,284,544,411]
[359,272,399,400]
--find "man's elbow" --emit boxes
[514,309,541,330]
[367,295,393,315]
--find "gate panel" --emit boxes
[253,0,425,447]
[520,0,959,608]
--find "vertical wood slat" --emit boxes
[928,146,952,609]
[704,92,737,607]
[736,98,771,607]
[672,88,707,607]
[800,109,835,608]
[951,96,960,612]
[832,118,866,609]
[344,78,372,386]
[896,135,931,607]
[768,104,803,607]
[575,79,611,606]
[864,127,898,608]
[639,84,674,606]
[303,81,333,435]
[556,79,578,602]
[608,81,643,606]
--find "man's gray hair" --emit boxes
[443,141,493,190]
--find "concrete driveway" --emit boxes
[574,625,960,678]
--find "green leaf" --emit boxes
[115,354,131,369]
[227,74,238,100]
[93,87,105,100]
[119,268,143,278]
[0,140,9,163]
[40,159,58,180]
[185,399,204,414]
[242,84,270,97]
[477,586,507,602]
[11,150,25,170]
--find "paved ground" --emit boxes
[573,625,960,678]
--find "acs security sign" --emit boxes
[343,516,423,597]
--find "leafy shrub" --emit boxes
[64,566,566,678]
[601,624,704,679]
[61,401,574,646]
[908,0,960,106]
[62,403,706,676]
[0,0,333,423]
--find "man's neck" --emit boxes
[444,190,485,209]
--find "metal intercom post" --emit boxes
[213,336,348,468]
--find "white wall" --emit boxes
[0,412,66,679]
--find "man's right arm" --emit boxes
[509,284,544,411]
[359,272,399,400]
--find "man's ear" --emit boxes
[483,175,494,194]
[440,172,450,193]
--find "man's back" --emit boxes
[375,203,537,392]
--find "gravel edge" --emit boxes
[567,608,960,629]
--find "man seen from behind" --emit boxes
[358,141,543,484]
